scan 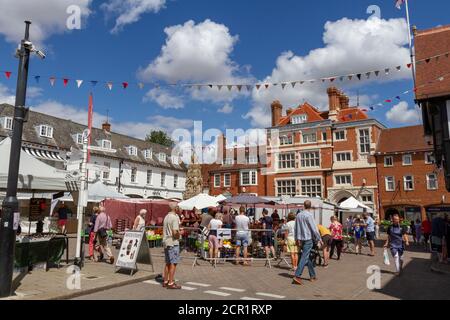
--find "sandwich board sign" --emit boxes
[217,228,232,240]
[115,230,153,276]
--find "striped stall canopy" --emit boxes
[22,147,65,162]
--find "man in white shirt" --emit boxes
[234,206,251,266]
[162,203,182,289]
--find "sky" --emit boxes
[0,0,448,142]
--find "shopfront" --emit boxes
[425,206,450,220]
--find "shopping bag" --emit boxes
[383,248,390,265]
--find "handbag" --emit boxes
[383,248,391,265]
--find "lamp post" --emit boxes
[0,21,32,297]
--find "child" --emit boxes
[353,217,364,255]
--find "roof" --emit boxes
[375,125,432,154]
[415,24,450,100]
[0,104,186,172]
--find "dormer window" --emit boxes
[2,117,13,130]
[39,125,53,138]
[76,133,83,144]
[159,153,166,162]
[144,149,152,159]
[128,146,138,156]
[101,139,112,149]
[171,155,179,165]
[291,114,308,124]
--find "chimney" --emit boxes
[286,108,294,117]
[102,121,111,132]
[271,100,283,127]
[327,87,340,121]
[339,94,349,109]
[216,134,226,164]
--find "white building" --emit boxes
[0,104,186,200]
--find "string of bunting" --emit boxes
[1,51,449,92]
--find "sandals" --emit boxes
[292,277,303,285]
[167,282,182,289]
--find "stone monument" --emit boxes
[183,153,203,200]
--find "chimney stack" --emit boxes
[102,121,111,132]
[271,100,283,127]
[339,94,349,109]
[327,87,340,112]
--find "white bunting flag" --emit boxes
[76,80,83,88]
[138,83,144,89]
[49,77,56,87]
[107,82,113,90]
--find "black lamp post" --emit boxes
[0,21,34,297]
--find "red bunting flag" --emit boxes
[256,84,261,90]
[122,82,128,89]
[385,99,392,103]
[63,78,69,87]
[407,63,412,68]
[4,71,11,79]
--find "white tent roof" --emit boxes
[0,137,69,192]
[179,193,219,210]
[53,181,129,202]
[340,196,372,212]
[215,194,227,202]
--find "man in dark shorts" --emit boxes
[362,212,376,256]
[384,214,409,276]
[261,209,276,259]
[55,202,71,234]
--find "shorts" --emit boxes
[235,232,249,247]
[164,246,180,265]
[58,219,67,227]
[390,246,404,257]
[321,235,332,246]
[366,231,376,241]
[261,235,274,247]
[286,238,298,253]
[208,235,220,249]
[431,236,443,252]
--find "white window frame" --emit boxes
[300,178,322,198]
[130,167,138,183]
[214,174,221,188]
[280,135,293,146]
[101,139,112,150]
[144,149,152,159]
[385,176,395,192]
[174,174,178,189]
[334,130,346,141]
[224,173,231,187]
[159,153,166,162]
[3,117,13,130]
[224,158,234,165]
[402,154,412,166]
[172,156,179,165]
[335,174,352,186]
[361,195,373,203]
[276,179,296,197]
[425,152,435,164]
[278,153,296,169]
[302,132,317,144]
[291,114,308,124]
[384,156,394,167]
[160,172,166,187]
[39,125,53,138]
[403,175,414,191]
[300,151,320,168]
[102,162,110,180]
[128,146,138,156]
[146,170,153,185]
[426,173,438,190]
[247,155,258,164]
[358,128,371,154]
[240,170,257,186]
[335,152,352,162]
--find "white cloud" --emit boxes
[139,19,252,103]
[217,103,233,114]
[386,101,421,124]
[30,100,194,139]
[0,0,92,44]
[143,87,184,109]
[101,0,166,34]
[0,84,15,105]
[245,17,411,128]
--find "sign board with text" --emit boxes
[217,228,231,240]
[115,230,153,275]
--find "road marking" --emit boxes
[185,282,211,287]
[219,287,246,293]
[181,286,197,291]
[204,290,231,297]
[143,280,161,285]
[240,297,263,300]
[255,292,286,299]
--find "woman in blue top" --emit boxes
[353,216,364,255]
[384,214,409,276]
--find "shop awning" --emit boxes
[22,146,65,162]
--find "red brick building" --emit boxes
[265,87,385,216]
[375,125,450,221]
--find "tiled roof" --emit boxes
[375,125,432,154]
[0,104,186,172]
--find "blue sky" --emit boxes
[0,0,449,139]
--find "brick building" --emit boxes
[265,87,385,216]
[375,125,450,221]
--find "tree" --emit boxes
[145,130,174,147]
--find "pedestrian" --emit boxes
[222,210,233,229]
[414,219,422,245]
[329,216,343,260]
[292,200,322,285]
[384,214,409,276]
[271,209,280,226]
[133,209,147,231]
[431,213,447,263]
[345,215,353,235]
[284,212,298,272]
[162,203,182,289]
[207,212,223,263]
[375,218,380,239]
[353,216,364,255]
[317,224,331,268]
[88,206,100,261]
[234,206,250,266]
[93,206,114,264]
[362,212,376,256]
[260,209,276,260]
[422,217,432,250]
[54,201,71,234]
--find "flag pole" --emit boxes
[404,0,417,87]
